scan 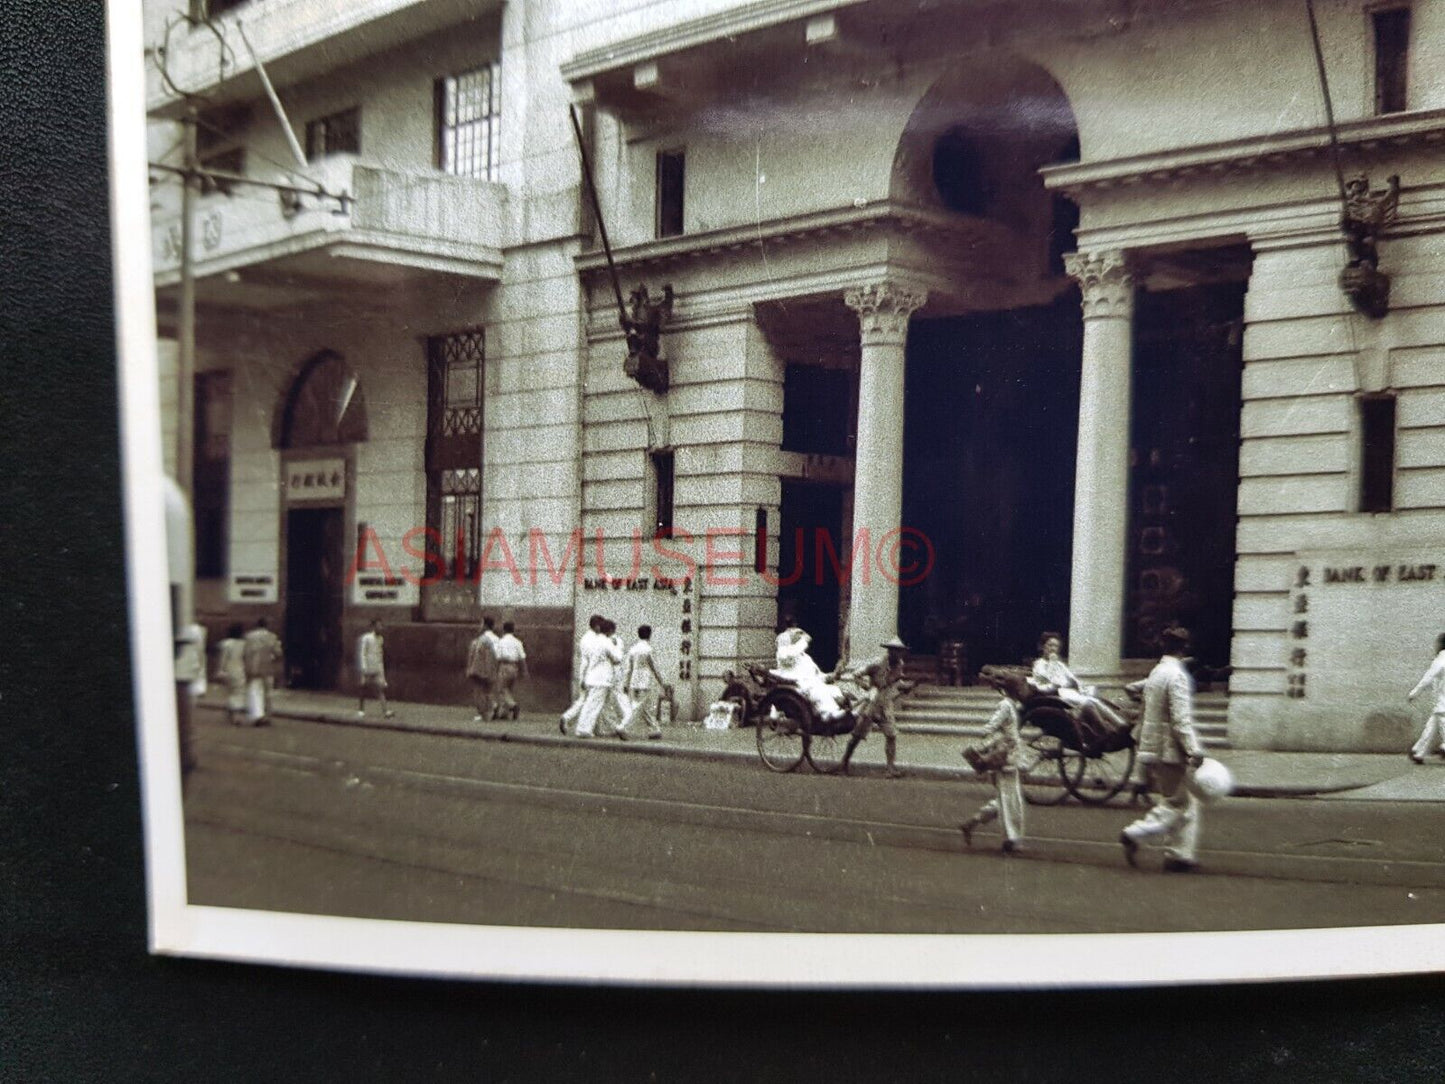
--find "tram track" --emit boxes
[195,736,1445,892]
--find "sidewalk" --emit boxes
[198,688,1445,801]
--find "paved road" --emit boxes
[184,707,1445,934]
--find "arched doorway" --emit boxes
[275,350,368,689]
[891,56,1083,668]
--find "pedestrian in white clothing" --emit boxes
[241,618,282,726]
[959,670,1028,854]
[574,618,625,739]
[357,620,394,719]
[1119,626,1206,873]
[1407,632,1445,764]
[560,615,604,734]
[616,625,665,741]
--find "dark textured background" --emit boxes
[1,1,1443,1079]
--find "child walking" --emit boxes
[959,670,1028,855]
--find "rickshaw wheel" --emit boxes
[756,689,808,773]
[721,680,754,725]
[805,722,849,774]
[1070,741,1138,806]
[1018,730,1071,806]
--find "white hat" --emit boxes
[1189,757,1234,804]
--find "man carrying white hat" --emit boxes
[1119,626,1207,873]
[839,636,913,778]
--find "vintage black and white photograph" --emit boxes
[113,0,1445,984]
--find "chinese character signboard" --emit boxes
[284,458,346,503]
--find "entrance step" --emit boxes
[896,685,1231,749]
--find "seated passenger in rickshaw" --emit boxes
[771,626,849,720]
[1029,631,1130,736]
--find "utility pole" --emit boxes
[176,105,198,499]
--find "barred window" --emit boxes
[426,331,485,581]
[436,63,501,181]
[305,107,360,162]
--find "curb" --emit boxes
[206,701,1389,798]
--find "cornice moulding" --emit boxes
[1045,110,1445,195]
[573,200,1004,277]
[559,0,864,83]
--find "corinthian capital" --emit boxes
[1064,250,1135,319]
[845,281,928,343]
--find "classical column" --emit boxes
[1063,250,1136,679]
[843,280,926,662]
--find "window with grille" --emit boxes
[305,107,361,162]
[426,331,485,581]
[1373,7,1411,115]
[436,63,501,181]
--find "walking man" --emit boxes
[560,615,603,734]
[493,621,528,720]
[466,616,500,722]
[1120,626,1206,873]
[1407,632,1445,763]
[241,618,282,726]
[574,618,624,739]
[840,636,914,778]
[616,625,665,741]
[357,619,394,719]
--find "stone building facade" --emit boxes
[146,0,1445,748]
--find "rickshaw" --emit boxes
[722,662,858,775]
[1013,684,1140,806]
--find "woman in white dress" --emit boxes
[1029,631,1129,733]
[772,626,848,720]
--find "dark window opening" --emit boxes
[1374,7,1411,115]
[426,331,485,581]
[754,507,767,574]
[656,149,685,238]
[1360,393,1397,512]
[194,0,252,17]
[782,364,855,457]
[651,450,675,538]
[305,107,360,162]
[193,370,232,579]
[436,63,501,181]
[195,104,249,195]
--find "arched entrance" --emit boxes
[275,350,368,689]
[890,56,1083,667]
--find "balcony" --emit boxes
[148,0,503,114]
[150,155,506,307]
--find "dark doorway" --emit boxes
[1127,280,1246,667]
[777,480,846,671]
[285,507,345,689]
[901,294,1082,667]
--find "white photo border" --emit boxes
[110,0,1445,988]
